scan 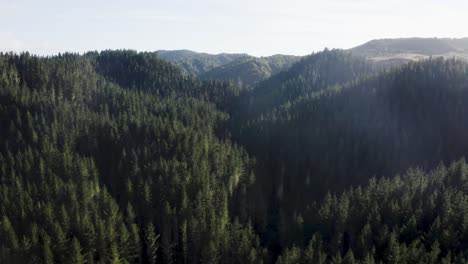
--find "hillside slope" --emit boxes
[201,55,300,88]
[1,50,467,263]
[156,49,248,75]
[350,37,468,67]
[0,51,262,263]
[157,50,300,87]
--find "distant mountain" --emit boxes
[238,49,374,118]
[158,38,468,79]
[157,50,300,87]
[156,49,248,75]
[201,55,300,88]
[350,37,468,67]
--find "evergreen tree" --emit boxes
[69,237,85,264]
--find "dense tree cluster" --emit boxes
[0,50,467,263]
[156,50,248,76]
[200,55,300,88]
[157,50,300,88]
[277,161,468,263]
[243,49,374,112]
[0,51,263,263]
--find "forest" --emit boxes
[0,49,467,263]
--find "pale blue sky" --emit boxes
[1,0,467,56]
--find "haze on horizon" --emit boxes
[1,0,468,57]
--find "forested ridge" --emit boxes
[157,50,300,88]
[0,49,467,263]
[156,50,248,76]
[0,51,261,264]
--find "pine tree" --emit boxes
[69,237,85,264]
[1,216,19,250]
[385,232,400,264]
[343,250,356,264]
[42,233,54,264]
[144,223,160,264]
[427,240,441,264]
[109,242,122,264]
[201,241,219,264]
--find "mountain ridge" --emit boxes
[158,37,468,79]
[349,37,468,68]
[157,49,301,87]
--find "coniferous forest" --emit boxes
[0,49,467,264]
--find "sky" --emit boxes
[1,0,468,56]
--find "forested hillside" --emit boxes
[0,49,467,263]
[156,50,248,76]
[0,51,263,264]
[235,49,375,119]
[277,163,467,263]
[350,38,468,68]
[157,50,300,88]
[351,38,468,57]
[201,55,300,88]
[232,53,468,261]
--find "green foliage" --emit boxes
[70,237,85,264]
[0,50,467,264]
[201,55,300,88]
[0,51,258,263]
[276,163,468,263]
[157,50,247,76]
[157,50,299,88]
